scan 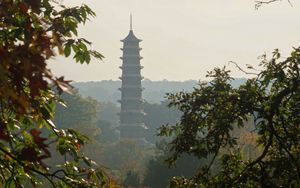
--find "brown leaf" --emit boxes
[19,2,29,13]
[0,121,9,141]
[30,129,51,157]
[75,142,81,151]
[26,0,41,14]
[20,147,38,162]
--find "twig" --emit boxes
[228,61,258,75]
[230,134,273,185]
[255,0,293,9]
[0,146,67,187]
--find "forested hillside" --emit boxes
[73,78,246,103]
[53,87,260,187]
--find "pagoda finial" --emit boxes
[130,13,132,31]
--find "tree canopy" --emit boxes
[159,48,300,187]
[0,0,110,187]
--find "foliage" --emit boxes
[52,92,149,183]
[143,101,181,143]
[98,102,120,128]
[55,90,100,138]
[143,141,203,188]
[98,140,154,177]
[96,119,119,143]
[123,170,141,188]
[159,48,300,187]
[0,0,112,187]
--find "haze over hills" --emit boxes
[72,78,246,103]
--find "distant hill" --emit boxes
[72,78,246,104]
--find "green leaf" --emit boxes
[83,156,92,167]
[64,44,71,57]
[40,107,51,119]
[5,177,15,188]
[78,42,87,51]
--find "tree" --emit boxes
[143,154,202,188]
[96,119,119,143]
[98,102,120,128]
[0,0,110,187]
[159,48,300,187]
[123,170,141,188]
[143,101,181,143]
[98,140,153,177]
[143,141,203,188]
[55,90,100,138]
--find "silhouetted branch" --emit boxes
[0,146,70,187]
[255,0,293,9]
[229,61,258,75]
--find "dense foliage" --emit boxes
[123,170,141,188]
[160,48,300,187]
[143,141,202,188]
[143,101,181,144]
[0,0,110,187]
[55,91,100,138]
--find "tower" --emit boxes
[118,15,147,144]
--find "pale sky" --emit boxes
[49,0,300,81]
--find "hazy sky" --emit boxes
[49,0,300,81]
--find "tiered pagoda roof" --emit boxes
[118,15,147,145]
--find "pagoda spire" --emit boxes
[130,13,133,31]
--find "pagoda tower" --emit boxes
[118,15,147,144]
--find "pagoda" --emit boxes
[118,15,147,144]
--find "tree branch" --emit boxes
[229,61,258,75]
[0,146,69,187]
[255,0,293,9]
[230,133,273,185]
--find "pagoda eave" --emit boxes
[119,66,143,70]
